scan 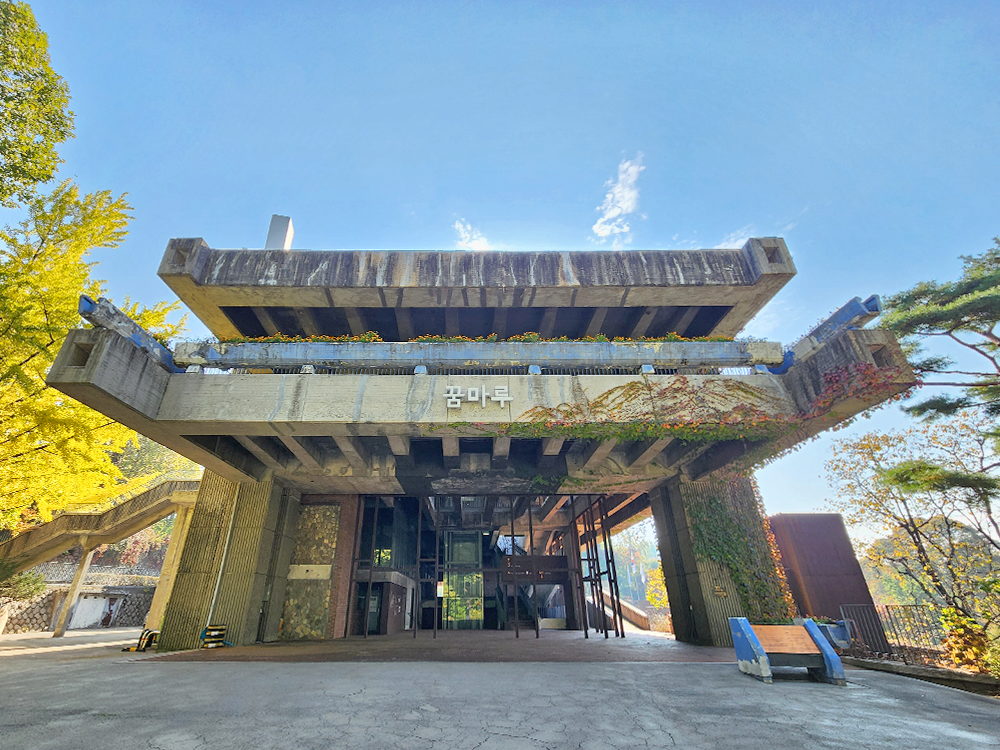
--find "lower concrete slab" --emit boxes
[1,629,998,750]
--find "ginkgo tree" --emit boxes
[0,1,74,207]
[0,1,190,533]
[0,182,186,530]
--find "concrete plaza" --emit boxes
[1,628,998,749]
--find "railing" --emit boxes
[189,365,758,377]
[840,604,948,667]
[34,562,163,583]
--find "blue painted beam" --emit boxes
[78,295,183,373]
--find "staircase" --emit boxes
[0,477,199,574]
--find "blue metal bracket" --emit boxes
[803,618,847,685]
[729,617,773,683]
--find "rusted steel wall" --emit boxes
[769,513,876,620]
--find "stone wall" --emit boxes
[1,585,156,633]
[0,589,63,633]
[280,504,340,640]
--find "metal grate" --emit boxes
[194,364,758,376]
[542,366,642,376]
[428,366,529,376]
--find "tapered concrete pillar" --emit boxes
[52,541,95,637]
[648,479,740,646]
[158,471,298,651]
[144,501,195,631]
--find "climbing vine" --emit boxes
[682,477,795,622]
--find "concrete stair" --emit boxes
[0,477,199,574]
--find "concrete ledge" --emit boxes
[842,656,1000,696]
[173,340,786,369]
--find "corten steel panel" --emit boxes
[769,513,876,619]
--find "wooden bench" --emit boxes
[730,618,846,685]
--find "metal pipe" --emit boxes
[599,495,626,638]
[206,487,240,630]
[414,499,422,639]
[511,497,519,638]
[344,495,364,638]
[528,496,539,639]
[433,526,440,639]
[568,518,589,640]
[364,496,380,638]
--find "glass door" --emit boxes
[443,532,483,630]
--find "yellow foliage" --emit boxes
[0,182,185,530]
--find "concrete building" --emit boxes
[46,225,913,650]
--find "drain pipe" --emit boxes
[206,491,240,628]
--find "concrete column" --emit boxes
[52,541,95,637]
[144,502,195,631]
[648,480,712,645]
[158,471,291,651]
[648,479,747,647]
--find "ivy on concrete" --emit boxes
[681,478,795,622]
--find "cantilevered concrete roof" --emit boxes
[157,237,795,341]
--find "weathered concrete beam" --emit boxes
[538,308,558,338]
[538,495,567,523]
[344,307,366,335]
[387,435,411,456]
[442,437,460,469]
[279,436,325,472]
[492,436,510,469]
[538,436,565,468]
[395,308,415,341]
[492,308,507,339]
[579,439,618,471]
[252,307,280,336]
[78,295,181,373]
[584,308,608,337]
[630,306,658,338]
[233,435,286,471]
[294,307,322,337]
[334,436,370,472]
[46,329,261,483]
[670,306,701,338]
[627,437,674,470]
[174,339,786,370]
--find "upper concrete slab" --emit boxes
[158,237,796,341]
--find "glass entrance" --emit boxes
[442,532,483,629]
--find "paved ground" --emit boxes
[157,628,733,663]
[1,628,998,749]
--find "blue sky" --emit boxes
[25,1,1000,517]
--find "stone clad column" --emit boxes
[52,539,95,637]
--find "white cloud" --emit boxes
[741,299,790,339]
[453,219,492,251]
[714,224,756,249]
[592,154,645,250]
